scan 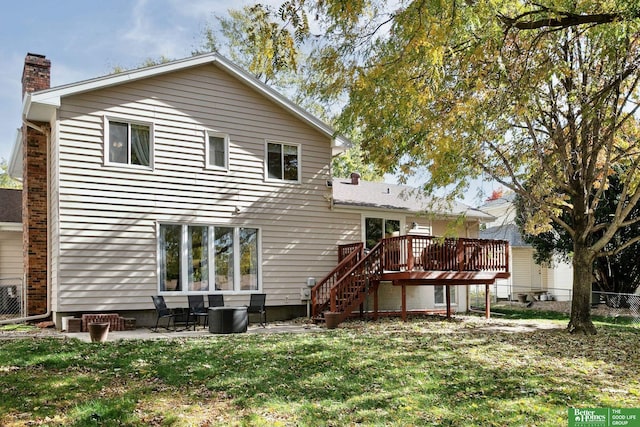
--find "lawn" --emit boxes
[0,316,639,426]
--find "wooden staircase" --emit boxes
[311,242,384,325]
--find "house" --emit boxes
[9,52,508,328]
[480,191,573,301]
[0,188,23,316]
[0,188,23,279]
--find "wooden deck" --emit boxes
[311,235,511,326]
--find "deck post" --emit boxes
[373,286,379,321]
[401,284,407,322]
[485,284,491,319]
[407,235,414,271]
[446,284,452,318]
[457,239,464,271]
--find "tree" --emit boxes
[301,0,640,334]
[515,170,640,296]
[0,158,21,189]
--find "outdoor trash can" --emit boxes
[208,307,248,334]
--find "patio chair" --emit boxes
[187,295,209,330]
[247,293,267,327]
[151,295,175,331]
[208,294,224,308]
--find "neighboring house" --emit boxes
[0,188,23,316]
[0,188,23,279]
[480,192,573,301]
[9,52,507,328]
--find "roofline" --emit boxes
[23,52,349,151]
[8,128,23,181]
[332,201,494,221]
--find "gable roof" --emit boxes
[11,53,348,180]
[331,178,494,221]
[0,188,22,224]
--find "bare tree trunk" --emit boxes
[568,242,597,334]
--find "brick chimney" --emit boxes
[350,172,361,185]
[22,53,51,316]
[22,53,50,98]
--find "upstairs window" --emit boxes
[106,118,152,167]
[266,141,300,182]
[206,131,228,170]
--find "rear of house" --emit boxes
[13,53,362,326]
[10,53,498,328]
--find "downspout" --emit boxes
[0,119,53,325]
[0,270,51,325]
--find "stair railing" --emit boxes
[328,241,384,323]
[311,243,363,319]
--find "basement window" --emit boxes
[434,285,457,305]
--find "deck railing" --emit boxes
[382,235,509,272]
[338,242,364,262]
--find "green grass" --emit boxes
[491,306,640,326]
[0,324,38,332]
[1,317,639,426]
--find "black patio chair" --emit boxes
[247,293,267,327]
[188,295,209,330]
[151,295,175,331]
[208,294,224,308]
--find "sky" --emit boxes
[0,0,495,205]
[0,0,264,163]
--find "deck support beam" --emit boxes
[485,284,491,319]
[401,284,407,322]
[446,284,452,319]
[373,286,379,321]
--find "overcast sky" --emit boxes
[0,0,267,162]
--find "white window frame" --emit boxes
[264,140,301,183]
[434,285,457,306]
[157,222,262,295]
[205,130,229,171]
[104,115,154,169]
[361,214,405,249]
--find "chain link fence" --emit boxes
[0,277,24,320]
[469,284,640,325]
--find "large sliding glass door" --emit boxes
[364,217,402,249]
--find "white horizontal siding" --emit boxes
[0,231,22,278]
[54,62,355,312]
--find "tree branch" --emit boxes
[499,11,623,31]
